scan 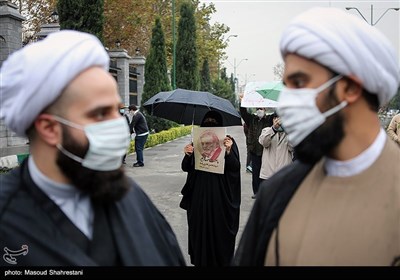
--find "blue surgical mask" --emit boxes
[277,75,346,146]
[53,116,130,171]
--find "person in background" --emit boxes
[243,122,252,173]
[0,30,185,266]
[239,105,273,198]
[234,7,400,266]
[387,113,400,146]
[128,104,149,167]
[120,106,130,164]
[180,110,241,266]
[258,112,293,183]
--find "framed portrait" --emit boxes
[193,127,226,174]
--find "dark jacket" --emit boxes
[130,111,149,135]
[240,107,273,156]
[0,159,185,266]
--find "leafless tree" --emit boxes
[273,62,285,80]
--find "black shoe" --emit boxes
[251,195,256,199]
[133,162,144,167]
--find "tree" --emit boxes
[57,0,104,42]
[10,0,57,44]
[12,0,229,79]
[273,62,285,80]
[143,17,170,103]
[142,17,175,132]
[176,1,199,90]
[200,59,211,92]
[211,68,236,106]
[388,91,400,110]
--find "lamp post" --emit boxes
[346,5,399,26]
[233,58,248,94]
[218,34,238,79]
[172,0,176,89]
[50,9,59,23]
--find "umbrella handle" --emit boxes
[191,105,196,142]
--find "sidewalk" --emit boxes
[0,126,255,266]
[124,125,254,265]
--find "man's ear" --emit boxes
[340,75,363,104]
[34,114,62,146]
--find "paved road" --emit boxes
[124,125,255,265]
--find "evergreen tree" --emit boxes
[57,0,104,42]
[143,18,171,103]
[200,59,211,92]
[229,73,235,93]
[143,17,175,132]
[389,91,400,110]
[211,68,236,105]
[176,2,199,90]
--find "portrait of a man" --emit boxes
[199,130,222,162]
[193,127,226,174]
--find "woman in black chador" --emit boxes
[180,110,241,266]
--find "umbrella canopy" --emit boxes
[142,88,242,126]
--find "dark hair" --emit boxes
[329,70,379,112]
[363,90,379,112]
[129,104,137,111]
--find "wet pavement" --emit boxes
[123,125,255,265]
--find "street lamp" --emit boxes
[218,34,238,79]
[223,34,238,45]
[50,9,59,23]
[346,5,399,26]
[172,0,176,89]
[229,58,248,94]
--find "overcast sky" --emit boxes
[200,0,400,86]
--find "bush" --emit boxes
[128,125,192,154]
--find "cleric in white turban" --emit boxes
[0,30,187,266]
[234,7,400,266]
[0,30,109,137]
[280,7,400,106]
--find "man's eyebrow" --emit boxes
[285,71,308,83]
[87,105,114,114]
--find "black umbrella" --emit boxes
[142,88,242,126]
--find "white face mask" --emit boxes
[256,109,265,118]
[277,75,347,147]
[53,116,130,171]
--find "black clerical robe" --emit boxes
[180,140,241,266]
[0,160,185,266]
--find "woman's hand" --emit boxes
[223,136,233,154]
[184,143,194,156]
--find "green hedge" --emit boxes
[128,125,193,154]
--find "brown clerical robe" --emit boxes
[266,138,400,266]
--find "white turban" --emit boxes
[280,7,400,106]
[0,30,109,137]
